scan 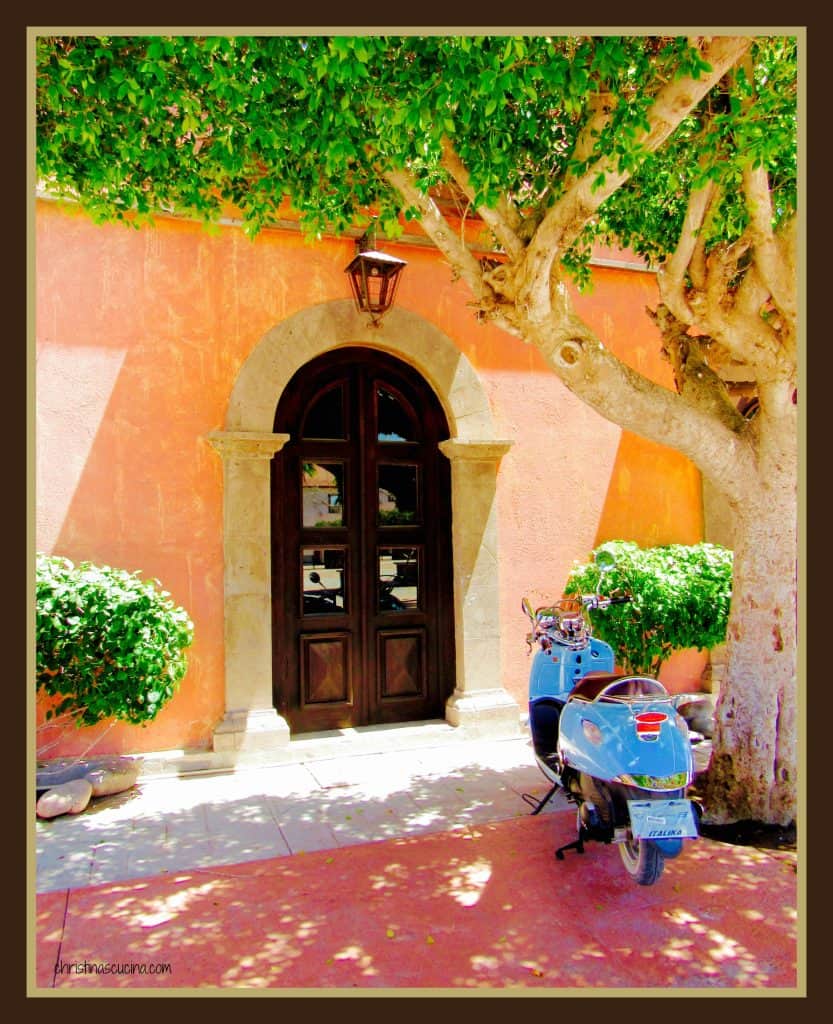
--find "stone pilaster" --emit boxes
[206,431,291,752]
[438,440,521,737]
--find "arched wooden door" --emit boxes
[272,347,455,733]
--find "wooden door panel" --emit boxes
[273,348,454,733]
[377,629,426,701]
[300,633,353,707]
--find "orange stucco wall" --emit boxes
[35,199,704,757]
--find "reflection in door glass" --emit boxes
[302,383,346,439]
[378,464,419,525]
[302,463,345,527]
[302,548,347,614]
[378,547,419,612]
[377,385,417,442]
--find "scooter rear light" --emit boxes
[634,711,667,741]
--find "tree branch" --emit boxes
[570,89,617,168]
[517,36,752,323]
[657,177,780,374]
[659,177,788,379]
[439,137,525,260]
[648,304,748,432]
[742,165,796,324]
[733,47,796,330]
[383,165,494,304]
[525,312,756,502]
[774,215,798,365]
[687,232,785,374]
[657,178,717,322]
[689,184,721,291]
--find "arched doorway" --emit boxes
[272,347,455,732]
[207,300,519,755]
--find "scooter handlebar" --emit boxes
[587,592,632,609]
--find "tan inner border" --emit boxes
[206,300,518,750]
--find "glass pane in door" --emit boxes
[378,547,420,612]
[302,548,347,614]
[377,385,418,442]
[302,383,346,439]
[378,464,420,525]
[302,462,346,527]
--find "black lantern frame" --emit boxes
[345,228,407,323]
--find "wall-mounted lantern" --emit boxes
[344,224,407,325]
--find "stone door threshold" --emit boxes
[133,717,527,782]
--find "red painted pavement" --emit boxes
[35,812,798,991]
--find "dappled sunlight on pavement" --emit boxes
[35,737,554,892]
[36,813,798,991]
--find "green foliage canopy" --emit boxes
[565,541,733,676]
[36,555,194,727]
[35,35,797,284]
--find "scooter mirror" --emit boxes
[595,550,616,574]
[521,597,535,624]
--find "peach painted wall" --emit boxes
[35,199,704,756]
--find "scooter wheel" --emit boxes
[619,836,664,886]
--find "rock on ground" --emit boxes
[84,762,140,797]
[677,694,716,738]
[36,755,139,793]
[35,756,141,817]
[36,779,93,819]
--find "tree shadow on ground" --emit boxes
[36,811,798,991]
[696,818,796,851]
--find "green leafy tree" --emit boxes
[35,34,798,824]
[565,541,733,677]
[36,555,194,729]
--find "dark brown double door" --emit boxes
[272,348,455,734]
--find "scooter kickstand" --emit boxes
[555,829,586,860]
[523,782,560,816]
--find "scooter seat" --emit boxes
[569,671,668,704]
[569,672,628,701]
[569,672,668,703]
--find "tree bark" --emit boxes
[701,398,798,825]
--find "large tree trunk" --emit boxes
[702,399,798,825]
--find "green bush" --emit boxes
[564,541,733,676]
[36,555,194,727]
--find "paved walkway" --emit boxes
[36,727,567,892]
[34,727,800,992]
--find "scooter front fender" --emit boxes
[559,698,692,787]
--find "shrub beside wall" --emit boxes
[36,555,194,729]
[565,540,733,677]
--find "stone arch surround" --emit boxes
[207,299,519,752]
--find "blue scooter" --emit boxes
[522,553,699,885]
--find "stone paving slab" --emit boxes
[35,734,557,893]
